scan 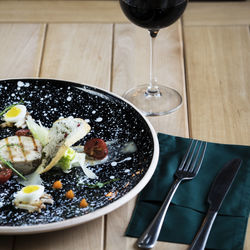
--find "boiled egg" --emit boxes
[14,185,44,204]
[13,184,54,213]
[4,105,27,127]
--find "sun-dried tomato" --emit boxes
[84,138,108,160]
[0,167,12,184]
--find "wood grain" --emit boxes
[184,2,250,26]
[184,25,250,145]
[0,1,127,23]
[105,21,189,250]
[14,219,104,250]
[0,23,45,78]
[0,1,250,25]
[40,23,113,86]
[247,221,250,250]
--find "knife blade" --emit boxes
[189,158,242,250]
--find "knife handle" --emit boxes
[189,210,217,250]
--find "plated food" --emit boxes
[0,104,101,212]
[0,79,159,234]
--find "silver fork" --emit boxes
[137,139,207,249]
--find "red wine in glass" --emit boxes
[119,0,187,116]
[120,0,187,33]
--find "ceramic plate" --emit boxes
[0,78,159,234]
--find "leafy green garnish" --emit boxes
[86,178,119,189]
[57,148,76,171]
[0,100,24,117]
[0,155,26,180]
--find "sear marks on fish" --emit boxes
[0,136,42,175]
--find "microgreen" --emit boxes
[0,155,27,180]
[86,178,119,189]
[0,100,24,117]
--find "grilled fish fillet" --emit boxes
[0,136,42,175]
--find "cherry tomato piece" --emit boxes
[84,138,108,160]
[0,167,12,184]
[15,129,32,137]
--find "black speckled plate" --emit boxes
[0,78,159,234]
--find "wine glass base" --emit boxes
[123,84,182,116]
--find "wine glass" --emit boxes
[119,0,187,116]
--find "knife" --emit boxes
[189,158,242,250]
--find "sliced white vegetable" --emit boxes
[26,116,49,146]
[71,152,98,179]
[80,164,98,179]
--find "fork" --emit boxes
[137,139,207,249]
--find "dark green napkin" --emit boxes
[126,133,250,250]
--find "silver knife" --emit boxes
[189,158,242,250]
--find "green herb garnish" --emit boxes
[0,155,26,180]
[0,100,24,117]
[86,178,119,189]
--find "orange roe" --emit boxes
[53,180,62,189]
[65,190,74,199]
[80,198,88,208]
[105,191,118,200]
[105,192,113,197]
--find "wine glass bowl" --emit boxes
[119,0,187,31]
[119,0,187,116]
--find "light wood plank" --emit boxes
[247,223,250,250]
[36,23,113,250]
[40,23,113,86]
[184,25,250,145]
[0,1,250,25]
[0,22,45,250]
[106,21,189,250]
[0,23,46,78]
[0,1,127,23]
[15,219,104,250]
[184,2,250,26]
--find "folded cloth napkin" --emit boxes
[126,133,250,250]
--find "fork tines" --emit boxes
[179,140,207,174]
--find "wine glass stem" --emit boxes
[147,31,161,96]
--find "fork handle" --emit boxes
[137,178,182,249]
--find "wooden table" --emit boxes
[0,1,249,249]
